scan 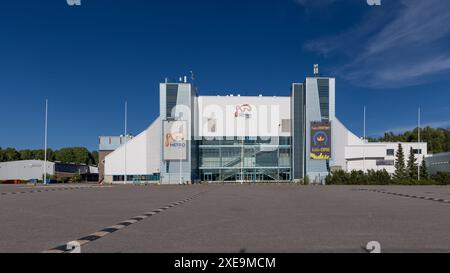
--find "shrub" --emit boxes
[69,173,82,183]
[303,175,310,185]
[325,169,450,185]
[430,172,450,185]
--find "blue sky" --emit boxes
[1,0,450,151]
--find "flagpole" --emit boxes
[43,99,48,185]
[418,107,421,181]
[363,106,366,173]
[124,100,128,185]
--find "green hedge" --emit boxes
[430,172,450,185]
[325,170,450,185]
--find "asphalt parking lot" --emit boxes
[0,183,449,253]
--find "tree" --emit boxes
[55,148,74,163]
[20,150,34,160]
[407,147,418,180]
[54,147,94,165]
[3,148,20,161]
[394,144,407,180]
[90,151,99,166]
[420,156,429,179]
[369,127,450,154]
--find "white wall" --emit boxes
[345,142,427,174]
[331,118,363,169]
[0,160,54,181]
[331,118,428,174]
[147,117,161,173]
[196,96,291,138]
[105,118,161,178]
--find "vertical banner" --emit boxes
[163,120,187,160]
[310,121,331,160]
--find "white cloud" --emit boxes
[305,0,450,88]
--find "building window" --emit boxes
[376,160,395,166]
[113,175,124,181]
[413,149,422,155]
[113,174,160,182]
[386,149,395,156]
[318,79,329,121]
[281,119,291,133]
[166,84,179,118]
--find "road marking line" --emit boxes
[359,188,450,204]
[0,185,110,197]
[106,225,126,230]
[44,190,209,253]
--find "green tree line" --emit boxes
[369,127,450,154]
[0,147,98,166]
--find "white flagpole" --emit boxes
[363,106,366,173]
[43,99,48,185]
[124,100,128,185]
[418,107,421,181]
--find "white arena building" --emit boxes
[101,67,427,184]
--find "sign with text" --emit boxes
[163,120,187,160]
[310,121,331,160]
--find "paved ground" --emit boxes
[0,183,449,253]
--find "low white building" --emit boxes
[0,160,54,181]
[332,119,427,173]
[0,160,99,182]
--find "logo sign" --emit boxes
[310,121,331,160]
[163,120,187,160]
[234,104,252,119]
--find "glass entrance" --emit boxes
[236,171,256,182]
[203,173,213,181]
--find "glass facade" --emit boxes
[292,83,305,179]
[199,137,291,182]
[113,173,160,182]
[165,84,179,118]
[317,79,330,121]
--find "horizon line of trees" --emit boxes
[368,126,450,154]
[0,147,99,166]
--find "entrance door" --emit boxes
[203,173,213,182]
[255,173,263,181]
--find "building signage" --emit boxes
[234,104,253,119]
[163,120,187,160]
[310,121,331,160]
